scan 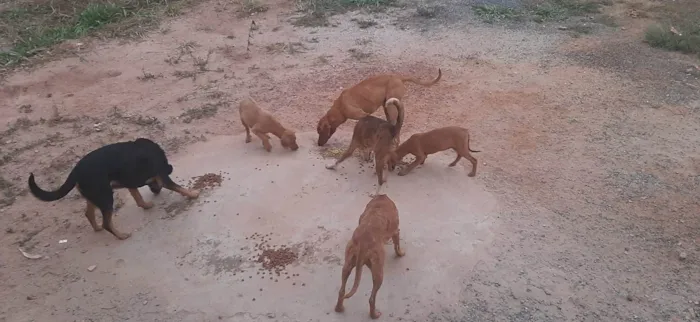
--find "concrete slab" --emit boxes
[36,132,500,321]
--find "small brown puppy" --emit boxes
[335,194,404,319]
[326,98,404,195]
[391,126,480,177]
[316,69,441,146]
[239,97,299,152]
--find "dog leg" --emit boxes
[368,258,384,319]
[241,119,252,143]
[101,209,130,240]
[398,154,425,176]
[326,142,358,170]
[449,151,462,167]
[392,231,405,257]
[335,259,355,313]
[84,201,102,232]
[455,146,478,177]
[95,192,130,240]
[252,127,272,152]
[162,176,200,199]
[464,152,477,177]
[128,188,154,209]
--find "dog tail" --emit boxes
[344,248,365,299]
[384,98,404,139]
[465,129,481,153]
[401,68,442,86]
[28,171,77,202]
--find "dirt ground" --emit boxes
[1,0,700,321]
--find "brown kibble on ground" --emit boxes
[188,173,223,190]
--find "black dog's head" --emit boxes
[133,138,174,179]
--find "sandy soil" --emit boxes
[1,0,699,321]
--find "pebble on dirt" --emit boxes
[679,252,688,260]
[87,265,97,272]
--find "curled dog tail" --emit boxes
[384,98,405,139]
[401,68,442,86]
[464,128,481,153]
[344,248,366,299]
[28,171,77,202]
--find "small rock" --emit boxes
[143,300,148,305]
[680,252,688,260]
[626,294,633,301]
[27,295,36,300]
[544,289,552,295]
[266,313,275,319]
[87,265,97,272]
[557,26,568,30]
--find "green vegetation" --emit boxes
[472,0,604,24]
[293,0,395,27]
[0,0,190,67]
[645,24,700,57]
[472,4,522,23]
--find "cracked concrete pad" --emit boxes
[48,132,500,321]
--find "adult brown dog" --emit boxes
[316,68,441,146]
[334,194,405,319]
[391,126,480,177]
[326,98,404,195]
[239,97,299,152]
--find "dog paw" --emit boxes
[370,310,382,319]
[325,164,337,170]
[116,232,132,240]
[188,189,200,199]
[140,201,155,209]
[335,305,344,313]
[245,137,252,143]
[396,250,406,257]
[397,171,408,176]
[93,225,104,232]
[468,172,476,177]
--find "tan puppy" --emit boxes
[335,194,404,319]
[316,69,441,146]
[326,98,404,195]
[239,97,299,152]
[391,126,480,177]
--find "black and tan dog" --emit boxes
[28,138,199,240]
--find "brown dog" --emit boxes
[335,194,404,319]
[316,69,441,146]
[391,126,480,177]
[239,97,299,152]
[326,98,404,195]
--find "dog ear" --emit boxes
[317,118,331,146]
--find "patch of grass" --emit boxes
[645,24,700,56]
[348,48,371,60]
[0,0,193,68]
[416,4,441,18]
[238,0,269,16]
[640,0,700,58]
[568,23,594,34]
[472,4,522,23]
[354,19,377,29]
[293,0,394,27]
[179,102,225,123]
[472,0,604,24]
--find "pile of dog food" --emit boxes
[246,232,299,281]
[188,172,223,190]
